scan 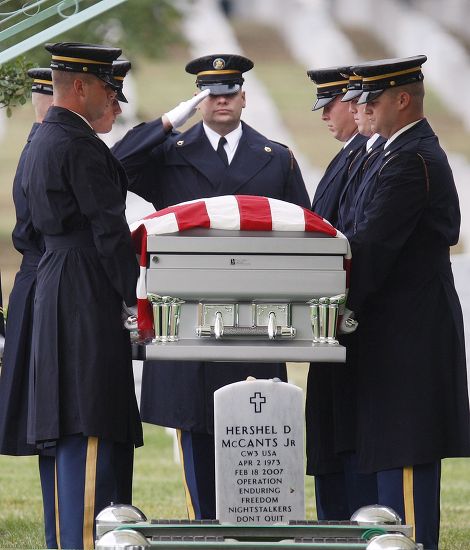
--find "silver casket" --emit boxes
[134,228,348,363]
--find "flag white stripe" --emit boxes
[206,195,240,230]
[144,212,179,235]
[269,198,305,231]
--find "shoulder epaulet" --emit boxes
[270,140,295,170]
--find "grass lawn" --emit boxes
[0,417,470,548]
[0,367,470,549]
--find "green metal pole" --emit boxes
[0,0,127,64]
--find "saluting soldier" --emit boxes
[0,68,57,547]
[112,53,310,519]
[346,55,470,550]
[23,43,142,550]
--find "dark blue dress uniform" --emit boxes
[305,66,374,520]
[113,54,310,517]
[0,121,43,457]
[0,68,58,548]
[0,272,4,337]
[305,135,386,520]
[0,68,53,456]
[311,133,367,228]
[23,43,142,550]
[347,57,470,550]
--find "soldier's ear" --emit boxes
[74,78,86,97]
[397,90,411,110]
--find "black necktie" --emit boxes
[217,136,228,166]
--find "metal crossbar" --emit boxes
[0,0,127,64]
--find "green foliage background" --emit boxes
[0,0,182,114]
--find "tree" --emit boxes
[0,58,35,117]
[0,0,182,116]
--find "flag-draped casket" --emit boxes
[130,195,350,362]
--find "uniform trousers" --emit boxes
[177,430,216,519]
[39,455,58,548]
[314,452,377,520]
[376,462,441,550]
[39,437,135,548]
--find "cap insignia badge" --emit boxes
[213,58,225,70]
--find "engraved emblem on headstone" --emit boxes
[249,392,266,413]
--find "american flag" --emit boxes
[129,195,350,333]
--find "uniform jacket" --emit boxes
[113,119,311,433]
[306,133,372,475]
[0,124,44,455]
[336,136,386,237]
[23,107,142,446]
[311,133,367,227]
[347,118,470,472]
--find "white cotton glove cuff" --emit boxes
[164,89,211,129]
[122,302,138,330]
[338,308,358,334]
[122,302,137,317]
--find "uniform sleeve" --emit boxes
[63,137,139,306]
[283,152,311,209]
[111,118,170,202]
[347,152,428,314]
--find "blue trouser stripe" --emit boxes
[179,430,216,519]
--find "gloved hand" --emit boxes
[338,308,358,334]
[122,302,138,330]
[164,89,211,129]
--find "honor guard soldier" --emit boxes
[0,67,57,548]
[93,58,137,508]
[22,43,142,550]
[307,66,368,227]
[112,53,310,519]
[345,55,470,550]
[305,65,374,521]
[0,271,4,360]
[337,73,386,236]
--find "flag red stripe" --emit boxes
[304,209,337,236]
[236,195,272,230]
[174,201,211,231]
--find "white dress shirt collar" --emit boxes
[203,122,243,164]
[384,119,422,149]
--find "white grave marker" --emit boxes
[214,378,305,524]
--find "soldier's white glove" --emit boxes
[338,308,358,334]
[122,303,138,330]
[164,89,211,129]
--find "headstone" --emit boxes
[214,378,305,524]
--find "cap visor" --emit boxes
[97,73,120,91]
[341,89,362,102]
[116,89,128,103]
[199,83,240,96]
[357,89,384,105]
[312,96,335,111]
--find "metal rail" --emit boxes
[0,0,127,64]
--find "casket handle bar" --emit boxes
[197,302,296,340]
[196,323,296,340]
